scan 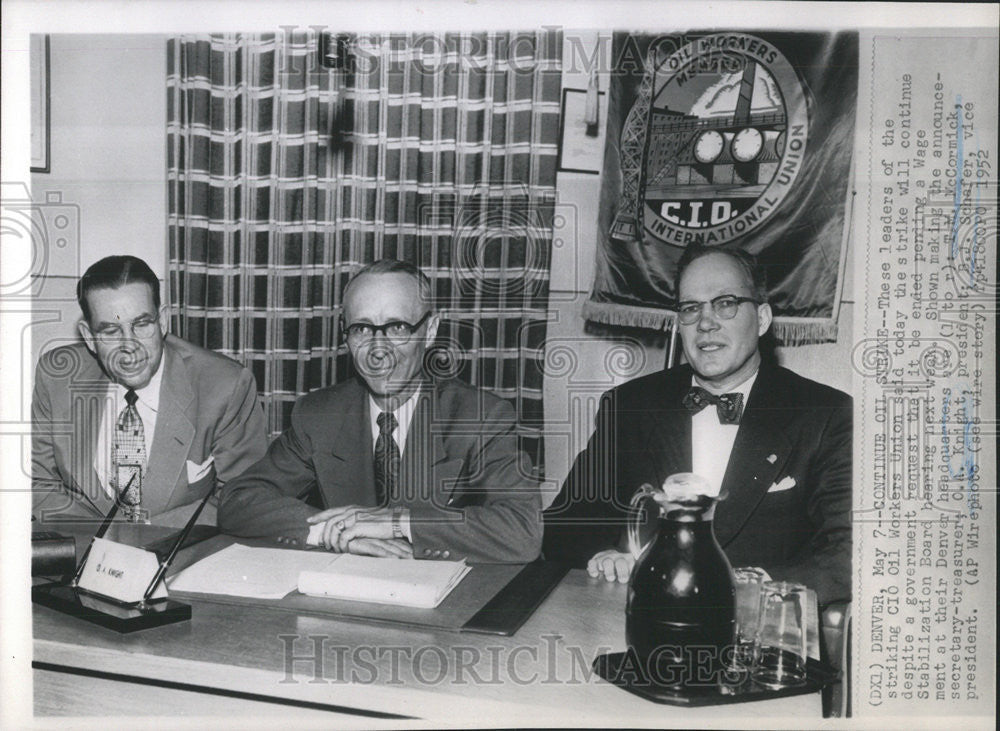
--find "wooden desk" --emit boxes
[33,559,821,724]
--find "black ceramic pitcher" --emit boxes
[625,474,736,692]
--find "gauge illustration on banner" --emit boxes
[612,33,810,247]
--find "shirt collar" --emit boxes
[114,355,164,413]
[692,368,758,401]
[368,388,421,443]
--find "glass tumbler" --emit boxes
[732,567,768,668]
[752,580,808,688]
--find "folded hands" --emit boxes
[306,505,413,558]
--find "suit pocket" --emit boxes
[186,456,215,484]
[768,475,797,493]
[183,458,216,504]
[757,485,807,554]
[758,483,801,511]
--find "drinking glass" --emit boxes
[752,580,808,688]
[732,567,767,668]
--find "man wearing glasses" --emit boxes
[218,259,541,563]
[32,255,267,526]
[542,247,852,606]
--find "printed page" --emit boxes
[853,29,997,720]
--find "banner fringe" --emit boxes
[769,318,839,346]
[584,300,839,346]
[582,301,675,331]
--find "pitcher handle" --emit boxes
[627,483,658,559]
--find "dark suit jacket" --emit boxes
[542,361,852,605]
[218,377,542,563]
[32,335,268,526]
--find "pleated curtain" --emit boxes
[166,30,561,476]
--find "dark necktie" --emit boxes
[682,386,744,425]
[373,412,400,507]
[113,388,147,521]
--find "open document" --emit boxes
[168,544,471,608]
[167,544,339,599]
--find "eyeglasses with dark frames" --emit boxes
[343,311,434,345]
[676,295,758,325]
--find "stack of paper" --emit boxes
[299,554,471,608]
[167,544,339,599]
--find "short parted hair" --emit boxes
[77,255,161,323]
[675,246,768,304]
[342,259,434,313]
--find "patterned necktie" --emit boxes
[682,386,745,425]
[113,389,147,522]
[373,412,400,508]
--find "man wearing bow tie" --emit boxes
[542,247,852,605]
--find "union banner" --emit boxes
[585,31,859,344]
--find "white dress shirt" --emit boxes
[690,371,758,497]
[93,358,164,497]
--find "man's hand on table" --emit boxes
[587,549,635,583]
[346,537,414,558]
[306,505,413,555]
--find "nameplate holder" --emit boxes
[77,537,167,605]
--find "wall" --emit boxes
[542,32,857,501]
[30,34,167,365]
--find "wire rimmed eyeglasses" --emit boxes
[90,317,161,343]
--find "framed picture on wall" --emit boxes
[30,34,50,173]
[557,88,605,175]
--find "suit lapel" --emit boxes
[399,381,462,507]
[401,383,460,509]
[714,363,793,548]
[75,382,115,517]
[146,340,195,514]
[644,367,694,486]
[53,349,113,517]
[325,379,376,507]
[319,380,462,510]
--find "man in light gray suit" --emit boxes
[32,255,267,527]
